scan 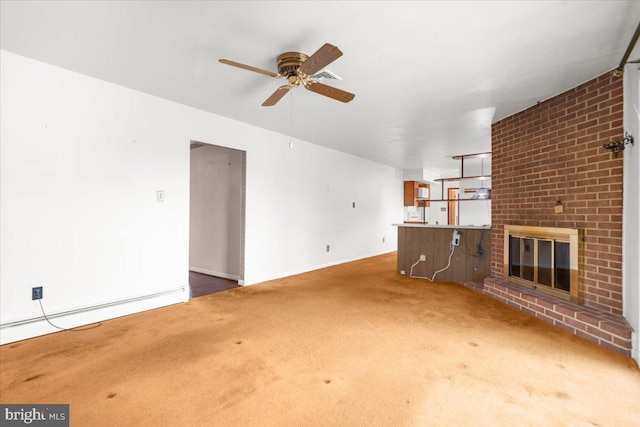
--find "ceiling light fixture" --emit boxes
[471,157,490,199]
[471,187,490,200]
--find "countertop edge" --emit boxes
[393,223,491,229]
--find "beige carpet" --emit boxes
[1,253,639,426]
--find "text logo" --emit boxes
[1,405,69,426]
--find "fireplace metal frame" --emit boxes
[503,225,581,303]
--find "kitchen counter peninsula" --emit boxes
[394,224,491,284]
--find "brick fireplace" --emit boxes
[483,70,632,356]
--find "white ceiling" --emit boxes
[2,1,639,177]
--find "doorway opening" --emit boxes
[448,188,459,225]
[189,271,239,298]
[189,141,245,298]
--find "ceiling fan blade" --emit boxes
[298,43,343,77]
[262,85,291,106]
[304,81,355,103]
[219,59,280,78]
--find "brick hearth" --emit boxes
[481,277,632,356]
[462,279,632,356]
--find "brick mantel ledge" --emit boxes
[465,277,632,357]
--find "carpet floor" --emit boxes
[1,253,639,426]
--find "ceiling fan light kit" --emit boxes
[219,43,355,106]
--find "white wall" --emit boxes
[458,179,491,226]
[431,179,491,226]
[425,182,447,225]
[403,161,492,226]
[623,64,640,364]
[0,51,403,344]
[189,144,243,280]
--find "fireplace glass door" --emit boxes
[505,226,578,301]
[537,239,552,286]
[554,241,570,292]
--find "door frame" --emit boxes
[189,141,246,288]
[448,187,459,225]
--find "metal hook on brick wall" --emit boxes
[603,132,634,157]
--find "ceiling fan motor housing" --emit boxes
[277,52,309,77]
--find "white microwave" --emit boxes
[417,187,429,200]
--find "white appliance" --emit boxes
[417,187,429,200]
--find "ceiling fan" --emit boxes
[219,43,355,106]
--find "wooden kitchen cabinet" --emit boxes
[403,181,430,207]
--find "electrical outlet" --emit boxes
[420,254,426,261]
[452,231,461,247]
[326,245,330,252]
[32,286,43,300]
[382,237,385,243]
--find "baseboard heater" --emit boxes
[0,286,186,329]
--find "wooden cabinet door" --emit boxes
[404,181,417,206]
[404,181,430,207]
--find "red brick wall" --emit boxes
[491,71,624,315]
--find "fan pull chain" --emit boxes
[289,90,294,148]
